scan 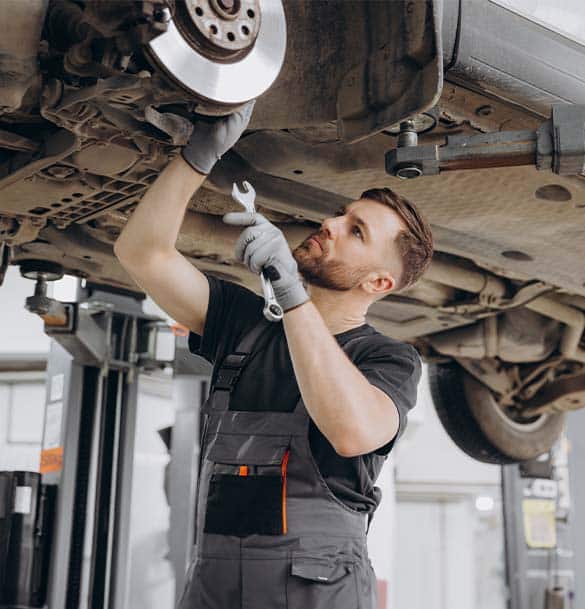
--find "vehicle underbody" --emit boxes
[1,0,584,464]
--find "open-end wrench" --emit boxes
[231,181,284,322]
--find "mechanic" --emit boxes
[114,102,433,609]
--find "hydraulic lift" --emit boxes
[0,262,188,609]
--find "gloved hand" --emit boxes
[222,212,309,313]
[182,100,255,175]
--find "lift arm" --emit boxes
[386,105,585,178]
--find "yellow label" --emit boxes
[522,499,556,549]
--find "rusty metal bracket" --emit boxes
[143,105,193,146]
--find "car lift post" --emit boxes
[20,265,171,609]
[502,428,581,609]
[567,410,585,604]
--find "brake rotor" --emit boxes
[147,0,286,108]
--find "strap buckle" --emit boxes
[221,352,249,369]
[213,352,249,392]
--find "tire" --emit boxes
[428,362,566,465]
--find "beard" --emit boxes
[292,236,372,291]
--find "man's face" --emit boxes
[292,198,404,292]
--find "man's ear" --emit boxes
[363,271,395,297]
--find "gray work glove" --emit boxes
[222,212,309,313]
[181,100,255,175]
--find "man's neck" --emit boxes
[306,285,368,335]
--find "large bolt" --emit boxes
[395,121,423,179]
[397,120,418,148]
[209,0,240,19]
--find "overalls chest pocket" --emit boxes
[203,433,291,537]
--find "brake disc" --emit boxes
[147,0,286,108]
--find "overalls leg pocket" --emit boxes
[286,550,360,609]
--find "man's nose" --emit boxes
[320,216,338,240]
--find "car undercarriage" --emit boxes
[1,0,585,464]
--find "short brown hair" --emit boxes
[360,187,433,290]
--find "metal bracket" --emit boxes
[538,105,585,175]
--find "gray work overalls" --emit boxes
[178,318,379,609]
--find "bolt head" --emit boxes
[396,165,423,179]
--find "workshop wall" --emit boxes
[0,266,49,354]
[392,371,505,609]
[0,381,45,471]
[0,266,48,472]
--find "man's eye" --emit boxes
[352,226,363,239]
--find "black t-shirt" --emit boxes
[188,274,421,512]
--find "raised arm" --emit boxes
[114,157,210,334]
[114,102,255,334]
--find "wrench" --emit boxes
[231,181,284,322]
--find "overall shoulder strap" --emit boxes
[234,316,273,353]
[210,317,273,393]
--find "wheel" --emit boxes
[428,362,566,464]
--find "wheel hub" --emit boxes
[182,0,261,56]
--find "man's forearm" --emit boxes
[283,302,399,457]
[115,156,206,259]
[116,101,253,260]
